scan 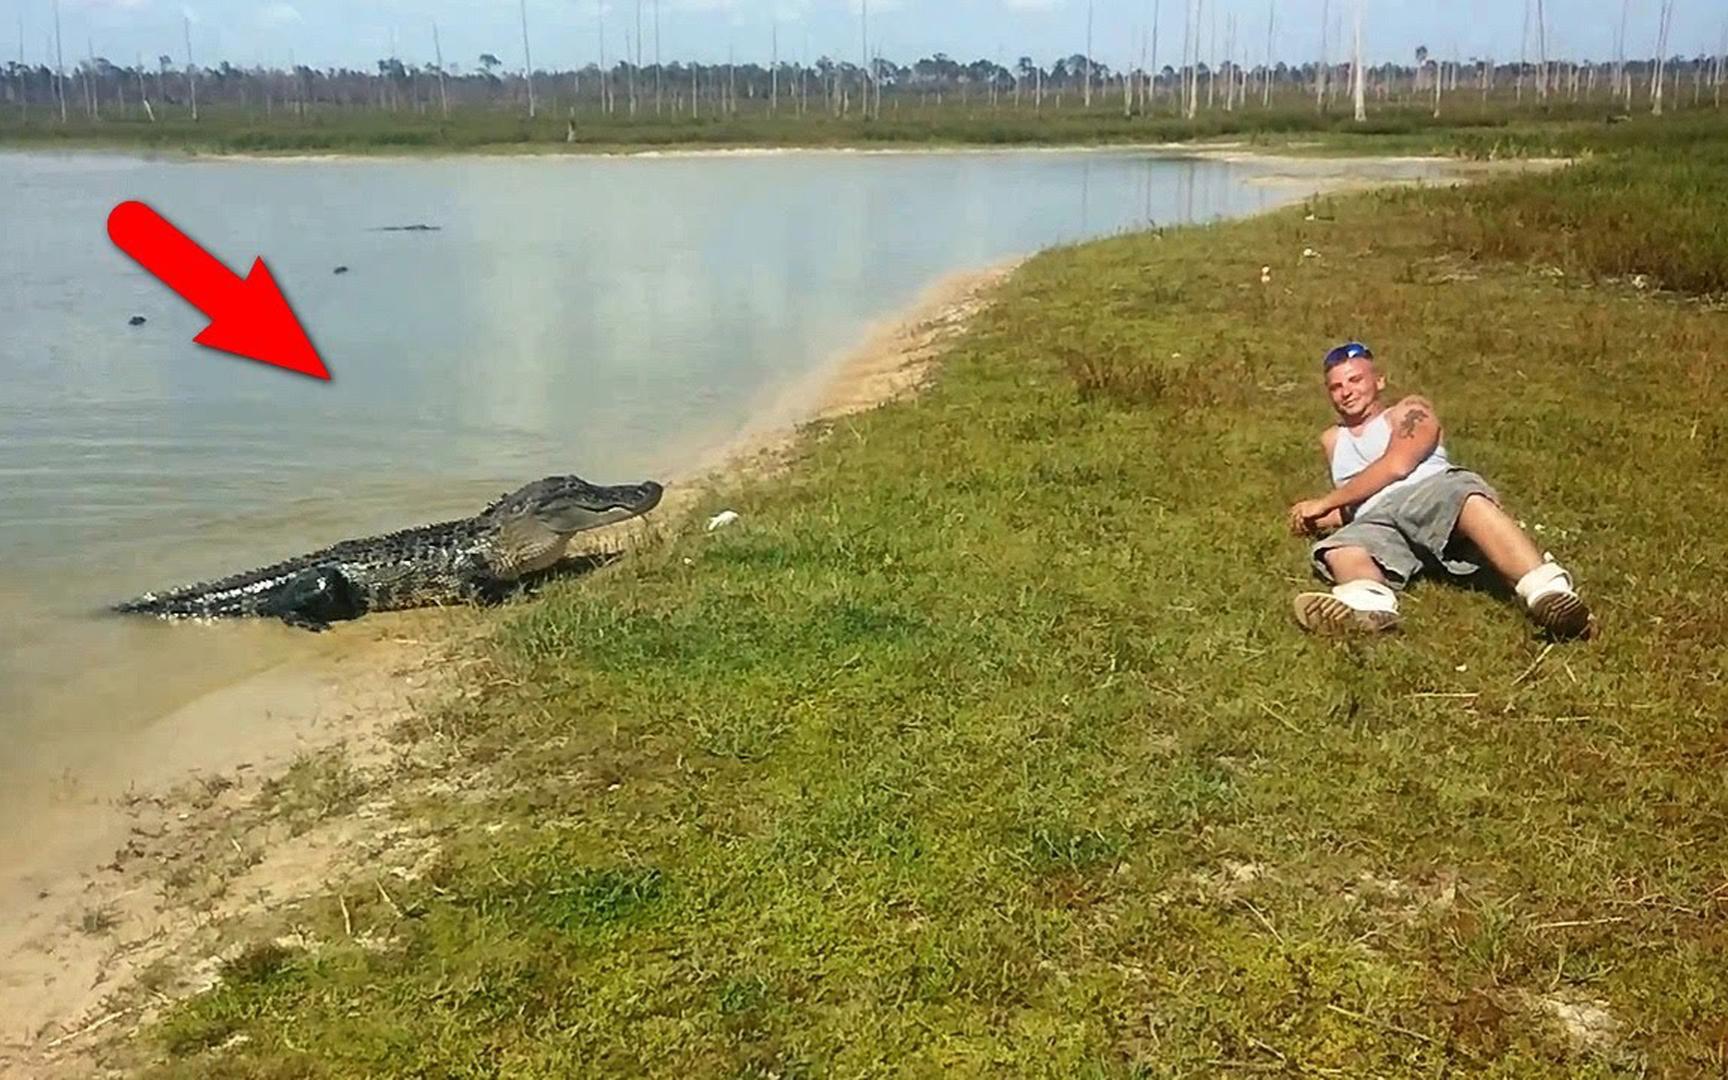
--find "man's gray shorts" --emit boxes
[1311,468,1500,589]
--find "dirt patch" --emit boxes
[1530,991,1624,1055]
[0,614,489,1076]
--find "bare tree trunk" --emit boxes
[1652,0,1674,115]
[771,22,779,114]
[1222,13,1234,110]
[432,22,449,118]
[1433,59,1442,116]
[518,0,536,118]
[1223,13,1237,108]
[15,14,25,122]
[1189,0,1202,117]
[1534,0,1548,102]
[135,52,154,120]
[53,0,66,122]
[85,37,97,119]
[1206,0,1215,108]
[1138,11,1149,114]
[183,16,197,121]
[630,0,642,115]
[1517,0,1528,103]
[1716,17,1726,108]
[1351,0,1365,121]
[628,27,642,115]
[1262,0,1274,106]
[1083,0,1094,107]
[654,0,662,115]
[1315,0,1328,114]
[1179,0,1190,116]
[1330,9,1343,104]
[860,0,870,118]
[1151,0,1163,112]
[1614,0,1629,107]
[595,0,607,114]
[1180,0,1191,116]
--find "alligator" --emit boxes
[114,474,665,631]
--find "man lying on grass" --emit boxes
[1285,341,1596,639]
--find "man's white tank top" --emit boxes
[1329,412,1453,515]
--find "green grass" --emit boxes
[129,120,1728,1076]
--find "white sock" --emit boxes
[1515,558,1575,607]
[1333,579,1399,614]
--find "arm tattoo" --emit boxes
[1396,408,1431,439]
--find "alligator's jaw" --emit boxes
[489,478,667,576]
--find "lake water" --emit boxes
[0,147,1446,818]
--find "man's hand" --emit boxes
[1288,498,1332,536]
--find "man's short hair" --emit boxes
[1323,341,1374,370]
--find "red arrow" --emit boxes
[106,200,329,381]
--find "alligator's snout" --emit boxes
[499,474,668,536]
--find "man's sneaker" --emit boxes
[1516,559,1596,641]
[1529,589,1596,640]
[1293,591,1401,635]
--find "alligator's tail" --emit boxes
[112,554,321,621]
[112,584,262,620]
[114,561,367,631]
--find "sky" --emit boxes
[10,0,1725,75]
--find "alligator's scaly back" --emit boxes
[115,475,664,631]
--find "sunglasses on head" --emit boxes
[1323,342,1374,369]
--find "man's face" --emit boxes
[1324,357,1385,422]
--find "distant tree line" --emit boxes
[4,47,1724,123]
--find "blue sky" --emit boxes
[14,0,1726,74]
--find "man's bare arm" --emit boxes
[1307,508,1347,535]
[1311,397,1441,516]
[1302,429,1347,534]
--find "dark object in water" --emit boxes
[128,315,147,326]
[371,224,442,232]
[333,265,350,274]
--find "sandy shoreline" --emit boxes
[0,257,1021,1078]
[4,140,1217,166]
[3,139,1522,170]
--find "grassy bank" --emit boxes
[1,99,1718,157]
[131,121,1728,1076]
